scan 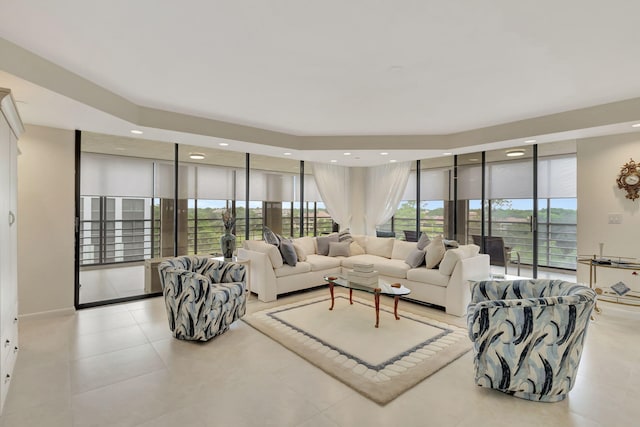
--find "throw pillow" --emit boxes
[292,242,307,261]
[338,228,353,243]
[438,248,465,276]
[328,241,351,257]
[443,239,459,249]
[263,227,279,247]
[316,233,339,256]
[349,241,365,256]
[416,233,431,250]
[404,248,426,268]
[424,235,446,269]
[279,239,298,266]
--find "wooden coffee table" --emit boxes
[323,275,411,328]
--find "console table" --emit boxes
[577,255,640,311]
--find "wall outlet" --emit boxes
[608,213,623,224]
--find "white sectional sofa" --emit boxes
[238,234,490,316]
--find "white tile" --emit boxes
[70,324,150,360]
[0,399,73,427]
[70,343,165,394]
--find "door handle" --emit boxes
[8,211,15,226]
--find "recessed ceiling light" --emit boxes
[189,153,205,160]
[380,152,389,156]
[343,152,351,156]
[284,152,292,156]
[469,158,479,161]
[390,159,397,163]
[130,130,143,135]
[219,142,229,146]
[524,139,536,143]
[330,159,337,163]
[632,123,640,128]
[115,147,126,151]
[442,152,452,156]
[506,149,526,157]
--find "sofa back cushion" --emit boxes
[292,242,308,261]
[391,240,416,260]
[350,241,365,255]
[366,236,395,259]
[438,244,481,276]
[292,236,316,256]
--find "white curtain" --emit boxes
[364,161,411,235]
[310,162,351,228]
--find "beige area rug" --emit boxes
[243,294,472,405]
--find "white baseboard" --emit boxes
[19,307,76,320]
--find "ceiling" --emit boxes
[2,1,640,166]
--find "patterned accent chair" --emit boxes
[158,256,247,341]
[467,279,596,402]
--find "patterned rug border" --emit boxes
[243,294,472,405]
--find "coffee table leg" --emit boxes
[349,289,353,305]
[329,282,335,310]
[374,291,380,328]
[394,296,401,320]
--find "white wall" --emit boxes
[576,133,640,289]
[18,125,75,315]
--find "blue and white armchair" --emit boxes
[158,256,247,341]
[467,279,596,402]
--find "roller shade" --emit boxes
[538,155,576,198]
[420,168,451,201]
[81,153,154,197]
[486,159,533,199]
[457,164,482,200]
[196,165,235,200]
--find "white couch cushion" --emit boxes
[342,254,374,269]
[293,236,316,255]
[406,268,450,288]
[274,262,312,278]
[305,254,342,271]
[438,244,481,276]
[376,259,411,279]
[391,240,416,260]
[366,237,394,258]
[350,241,365,255]
[243,240,283,268]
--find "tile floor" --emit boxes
[5,285,640,426]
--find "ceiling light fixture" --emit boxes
[524,139,536,143]
[330,159,337,163]
[189,153,205,160]
[506,149,526,157]
[283,152,292,156]
[130,130,143,135]
[219,142,229,146]
[469,158,479,161]
[632,123,640,128]
[442,152,452,156]
[380,152,389,156]
[390,159,397,163]
[343,152,351,156]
